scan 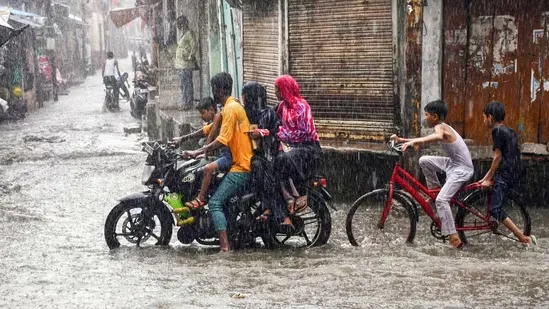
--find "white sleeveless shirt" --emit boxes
[439,125,474,170]
[104,59,116,77]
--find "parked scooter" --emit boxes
[0,87,27,121]
[102,76,120,112]
[129,71,149,119]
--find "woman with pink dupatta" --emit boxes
[274,75,322,232]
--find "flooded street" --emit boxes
[0,61,548,309]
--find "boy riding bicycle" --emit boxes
[392,100,473,249]
[476,101,537,246]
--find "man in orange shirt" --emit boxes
[183,73,253,252]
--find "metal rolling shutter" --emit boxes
[242,1,280,106]
[288,0,395,140]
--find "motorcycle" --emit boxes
[0,97,26,121]
[103,77,120,112]
[104,141,334,250]
[129,71,149,119]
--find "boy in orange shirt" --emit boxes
[183,73,253,252]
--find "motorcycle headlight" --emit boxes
[141,165,155,185]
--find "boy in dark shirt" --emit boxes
[477,101,537,245]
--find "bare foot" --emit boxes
[255,209,272,222]
[521,235,538,246]
[448,234,464,249]
[282,217,293,226]
[218,230,231,252]
[287,198,295,214]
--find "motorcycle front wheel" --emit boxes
[104,202,173,249]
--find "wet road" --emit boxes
[1,60,549,308]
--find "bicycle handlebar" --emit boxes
[389,140,404,155]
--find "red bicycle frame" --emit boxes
[380,162,493,233]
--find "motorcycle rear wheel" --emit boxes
[129,98,140,119]
[272,193,332,248]
[104,202,173,249]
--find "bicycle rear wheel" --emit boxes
[455,189,531,245]
[345,189,416,246]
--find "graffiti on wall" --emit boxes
[469,15,518,76]
[531,12,549,102]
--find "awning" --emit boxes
[0,6,45,28]
[0,8,34,47]
[225,0,242,9]
[0,9,12,29]
[0,23,29,47]
[65,14,88,27]
[109,6,149,28]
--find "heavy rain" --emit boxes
[1,0,549,308]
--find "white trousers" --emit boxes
[419,156,474,236]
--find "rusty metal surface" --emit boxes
[443,0,549,144]
[242,0,280,106]
[314,119,395,141]
[288,0,394,137]
[403,0,423,139]
[442,0,467,136]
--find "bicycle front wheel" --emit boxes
[345,189,417,246]
[455,189,531,245]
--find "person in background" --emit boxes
[102,51,121,105]
[131,51,137,73]
[117,72,130,100]
[174,15,198,111]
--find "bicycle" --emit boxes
[345,141,531,246]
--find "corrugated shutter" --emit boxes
[242,0,279,106]
[289,0,395,140]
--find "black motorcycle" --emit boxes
[129,71,149,119]
[0,97,26,121]
[104,141,333,250]
[103,77,120,112]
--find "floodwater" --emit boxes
[1,59,548,309]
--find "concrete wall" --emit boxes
[157,0,210,110]
[420,0,443,135]
[149,95,549,207]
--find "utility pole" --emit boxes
[44,0,58,102]
[81,0,88,76]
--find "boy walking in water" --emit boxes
[477,101,537,245]
[392,100,473,248]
